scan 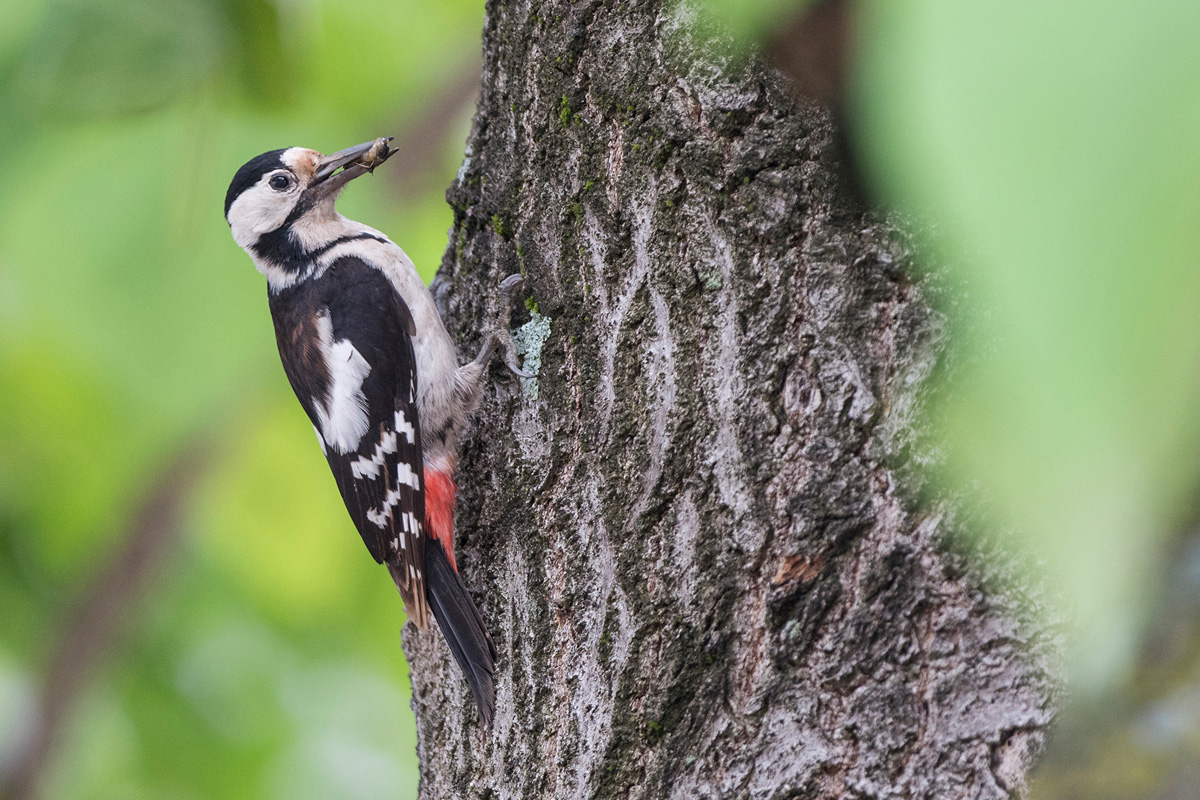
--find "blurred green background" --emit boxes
[3,0,1200,797]
[851,2,1200,796]
[0,0,483,797]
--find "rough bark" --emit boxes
[402,2,1058,798]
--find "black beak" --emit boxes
[312,137,397,186]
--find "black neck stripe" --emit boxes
[309,232,388,259]
[254,228,388,277]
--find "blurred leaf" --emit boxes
[857,0,1200,685]
[689,0,813,43]
[267,665,417,800]
[0,0,44,64]
[0,341,146,581]
[174,619,295,743]
[41,690,141,800]
[0,109,275,428]
[219,0,295,105]
[0,655,37,771]
[191,401,375,626]
[307,0,483,121]
[14,0,227,120]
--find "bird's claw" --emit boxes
[473,274,533,379]
[498,274,524,296]
[498,274,532,378]
[506,361,534,380]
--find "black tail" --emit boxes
[423,538,497,725]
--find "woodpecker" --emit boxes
[224,138,524,725]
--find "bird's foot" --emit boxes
[474,275,533,379]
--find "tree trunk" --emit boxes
[402,2,1058,797]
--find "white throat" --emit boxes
[259,214,390,294]
[241,201,369,293]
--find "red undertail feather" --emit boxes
[420,461,496,723]
[424,467,458,572]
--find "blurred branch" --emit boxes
[767,0,853,110]
[0,438,214,800]
[767,0,871,203]
[382,53,482,195]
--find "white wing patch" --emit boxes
[312,312,372,455]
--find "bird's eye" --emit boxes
[269,174,292,191]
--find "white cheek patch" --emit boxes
[311,312,372,455]
[227,179,299,250]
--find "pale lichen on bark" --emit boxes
[405,1,1059,798]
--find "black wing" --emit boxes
[269,255,430,627]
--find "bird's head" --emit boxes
[224,139,396,267]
